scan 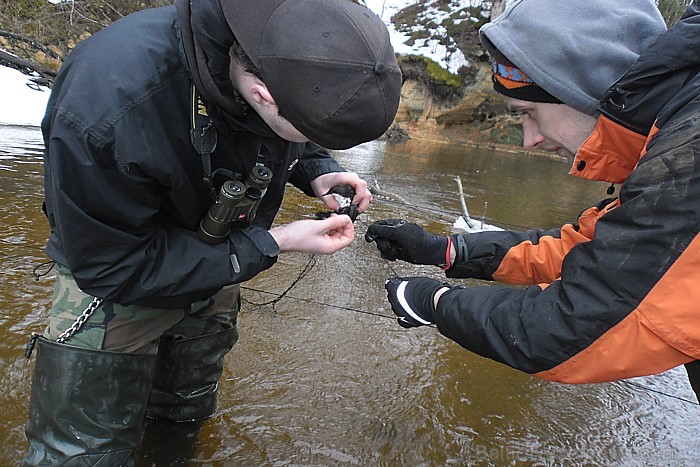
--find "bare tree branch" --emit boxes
[0,29,61,60]
[0,48,56,82]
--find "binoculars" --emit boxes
[197,166,273,244]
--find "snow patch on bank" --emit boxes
[364,0,473,74]
[0,66,50,127]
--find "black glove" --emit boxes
[365,219,449,267]
[385,277,450,328]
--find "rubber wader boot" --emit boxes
[146,325,238,422]
[134,418,204,465]
[24,337,157,466]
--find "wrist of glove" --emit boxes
[385,277,450,328]
[365,219,451,267]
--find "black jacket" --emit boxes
[41,3,344,308]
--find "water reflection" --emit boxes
[0,126,697,465]
[0,125,44,171]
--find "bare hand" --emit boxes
[269,215,355,254]
[310,172,372,213]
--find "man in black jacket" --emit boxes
[25,0,401,464]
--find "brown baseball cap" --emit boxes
[221,0,402,150]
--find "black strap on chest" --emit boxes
[190,85,271,201]
[190,85,219,200]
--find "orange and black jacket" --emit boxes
[436,3,700,386]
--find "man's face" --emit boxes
[504,97,597,164]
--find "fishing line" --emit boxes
[237,241,697,407]
[242,254,318,310]
[382,257,401,278]
[241,283,394,321]
[32,260,55,279]
[370,187,533,231]
[616,380,699,406]
[16,241,698,407]
[10,200,696,406]
[242,266,695,406]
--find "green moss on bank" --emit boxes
[398,54,464,96]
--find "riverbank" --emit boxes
[0,63,558,164]
[394,118,563,160]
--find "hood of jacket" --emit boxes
[479,0,666,117]
[572,0,700,184]
[599,0,700,135]
[175,0,276,138]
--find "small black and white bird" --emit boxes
[316,184,360,222]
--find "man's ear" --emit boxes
[249,83,276,107]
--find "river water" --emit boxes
[1,124,697,465]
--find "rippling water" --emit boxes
[0,125,697,465]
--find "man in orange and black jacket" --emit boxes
[366,0,700,401]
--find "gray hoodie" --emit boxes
[479,0,667,115]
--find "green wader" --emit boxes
[24,338,157,466]
[24,265,240,465]
[146,326,238,422]
[135,326,238,465]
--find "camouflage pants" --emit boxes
[46,264,240,354]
